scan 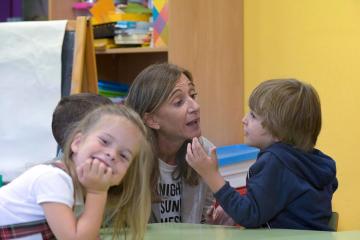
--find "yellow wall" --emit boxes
[244,0,360,230]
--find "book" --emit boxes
[98,80,129,101]
[93,22,116,39]
[114,21,151,45]
[98,80,129,92]
[217,144,259,188]
[114,33,150,45]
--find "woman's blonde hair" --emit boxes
[249,79,322,152]
[62,104,152,240]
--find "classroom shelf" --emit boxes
[96,47,168,55]
[49,0,244,146]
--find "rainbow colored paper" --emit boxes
[152,0,168,47]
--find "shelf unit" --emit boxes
[96,47,168,84]
[47,1,168,89]
[48,0,244,145]
[96,48,168,85]
[96,47,168,55]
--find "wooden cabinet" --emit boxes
[48,0,77,20]
[48,0,244,146]
[168,0,244,145]
[95,48,168,84]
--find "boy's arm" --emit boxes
[187,138,235,225]
[214,153,296,227]
[186,137,225,193]
[187,140,293,227]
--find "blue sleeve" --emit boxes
[214,152,299,227]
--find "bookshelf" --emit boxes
[96,50,168,85]
[48,0,168,91]
[48,0,244,146]
[96,47,168,84]
[95,47,168,55]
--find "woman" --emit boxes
[125,63,214,223]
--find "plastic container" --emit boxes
[73,2,94,17]
[217,144,259,188]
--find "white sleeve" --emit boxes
[32,167,74,208]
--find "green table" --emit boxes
[100,223,360,240]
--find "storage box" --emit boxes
[73,2,94,17]
[217,144,259,188]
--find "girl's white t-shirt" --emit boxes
[0,164,74,225]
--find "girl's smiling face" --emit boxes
[71,115,141,186]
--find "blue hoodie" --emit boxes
[214,142,338,231]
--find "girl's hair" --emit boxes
[249,78,322,152]
[125,63,200,194]
[62,104,152,240]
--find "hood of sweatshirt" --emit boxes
[264,142,337,190]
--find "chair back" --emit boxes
[329,212,339,231]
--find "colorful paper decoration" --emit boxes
[152,0,168,47]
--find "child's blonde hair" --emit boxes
[62,104,152,240]
[249,79,322,152]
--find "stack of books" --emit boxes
[114,20,151,46]
[98,80,129,104]
[90,1,152,49]
[217,144,259,188]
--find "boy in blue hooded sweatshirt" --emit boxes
[186,79,338,231]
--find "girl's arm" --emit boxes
[42,192,106,240]
[42,159,112,240]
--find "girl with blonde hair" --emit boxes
[0,105,152,240]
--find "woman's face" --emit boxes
[148,74,201,142]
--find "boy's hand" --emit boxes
[186,137,226,192]
[77,159,112,194]
[206,205,236,226]
[186,137,217,176]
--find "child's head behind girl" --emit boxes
[245,78,321,151]
[62,104,152,240]
[52,93,112,151]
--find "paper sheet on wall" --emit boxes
[0,20,67,182]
